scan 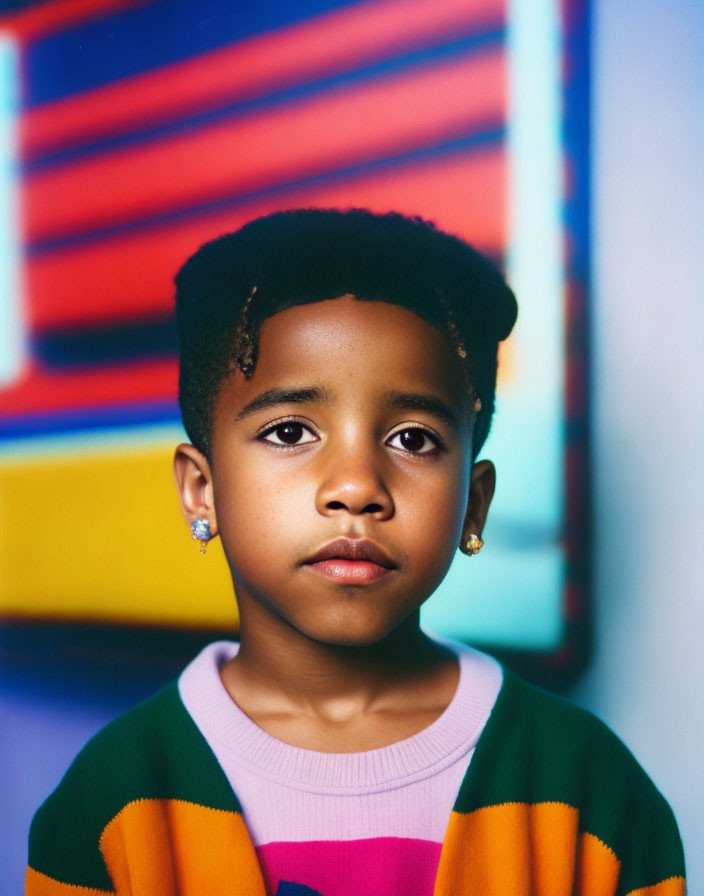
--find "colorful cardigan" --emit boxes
[26,668,686,896]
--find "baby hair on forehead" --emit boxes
[229,284,478,406]
[174,208,517,460]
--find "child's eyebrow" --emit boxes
[235,386,333,421]
[381,391,459,430]
[234,386,458,429]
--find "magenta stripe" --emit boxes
[258,836,442,896]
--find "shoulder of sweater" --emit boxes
[28,681,241,891]
[453,668,685,884]
[498,669,637,755]
[471,668,670,799]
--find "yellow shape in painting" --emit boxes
[0,442,237,626]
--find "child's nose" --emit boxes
[315,453,394,520]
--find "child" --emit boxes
[27,209,685,896]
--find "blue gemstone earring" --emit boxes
[191,518,212,554]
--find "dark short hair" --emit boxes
[175,208,517,459]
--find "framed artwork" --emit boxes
[0,0,590,684]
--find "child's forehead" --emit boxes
[259,294,446,345]
[259,295,455,366]
[220,296,471,414]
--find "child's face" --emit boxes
[175,296,494,647]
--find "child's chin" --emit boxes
[305,620,408,649]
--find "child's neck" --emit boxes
[219,616,459,752]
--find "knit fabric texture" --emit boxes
[27,648,686,895]
[178,639,501,894]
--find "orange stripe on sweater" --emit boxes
[25,866,113,895]
[433,803,621,896]
[577,832,621,896]
[99,799,267,896]
[626,877,686,896]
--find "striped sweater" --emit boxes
[26,667,686,895]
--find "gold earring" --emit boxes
[461,534,484,556]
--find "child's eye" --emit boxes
[259,421,318,447]
[386,427,442,454]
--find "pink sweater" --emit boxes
[179,637,502,896]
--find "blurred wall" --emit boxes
[572,0,704,886]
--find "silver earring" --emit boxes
[191,519,213,555]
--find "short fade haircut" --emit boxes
[175,208,517,460]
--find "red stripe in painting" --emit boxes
[21,0,505,158]
[24,48,505,243]
[0,359,177,416]
[0,0,153,43]
[26,147,505,329]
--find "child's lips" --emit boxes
[305,558,394,584]
[302,538,397,584]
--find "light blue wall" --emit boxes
[571,0,704,886]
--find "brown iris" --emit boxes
[398,429,426,451]
[276,423,305,444]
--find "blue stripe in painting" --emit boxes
[28,123,505,255]
[562,0,590,285]
[25,26,505,172]
[25,0,364,108]
[0,400,181,441]
[32,315,177,369]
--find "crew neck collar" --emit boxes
[179,637,502,795]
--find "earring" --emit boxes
[461,534,484,556]
[191,518,213,554]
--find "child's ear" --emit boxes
[460,460,496,549]
[173,443,218,537]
